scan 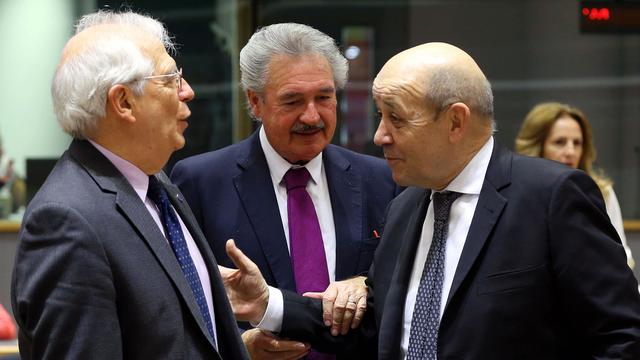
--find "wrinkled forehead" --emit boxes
[372,71,427,112]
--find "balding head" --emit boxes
[372,42,494,190]
[375,42,493,121]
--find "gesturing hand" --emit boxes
[303,275,368,336]
[218,239,270,324]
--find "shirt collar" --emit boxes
[88,140,149,202]
[259,126,323,185]
[441,136,493,196]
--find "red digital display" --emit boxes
[582,7,610,21]
[580,1,640,33]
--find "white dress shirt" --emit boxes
[602,185,635,269]
[259,126,337,280]
[255,127,338,331]
[400,137,493,359]
[89,140,218,347]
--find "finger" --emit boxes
[322,286,338,327]
[225,239,255,274]
[264,339,309,353]
[302,291,324,299]
[352,296,367,329]
[330,289,349,336]
[340,299,357,335]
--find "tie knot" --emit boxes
[432,191,462,221]
[147,175,169,206]
[283,167,311,192]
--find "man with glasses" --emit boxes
[143,67,183,91]
[11,10,248,359]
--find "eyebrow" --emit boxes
[279,92,301,100]
[382,100,397,110]
[318,86,336,93]
[158,65,179,76]
[278,87,335,101]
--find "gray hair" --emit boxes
[239,22,348,97]
[426,67,495,129]
[52,10,175,139]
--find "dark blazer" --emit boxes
[171,130,400,292]
[279,141,640,359]
[11,140,249,360]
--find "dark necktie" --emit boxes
[284,168,334,360]
[407,191,462,360]
[147,176,216,342]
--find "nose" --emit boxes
[562,142,577,157]
[179,78,195,102]
[374,119,392,146]
[299,101,320,124]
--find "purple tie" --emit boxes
[284,167,330,294]
[284,167,334,360]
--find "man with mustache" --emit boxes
[171,23,399,359]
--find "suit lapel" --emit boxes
[444,142,511,309]
[324,146,362,280]
[233,132,296,291]
[70,141,218,350]
[160,173,236,353]
[114,183,218,347]
[378,188,430,360]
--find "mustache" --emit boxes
[291,121,325,133]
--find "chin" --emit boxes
[174,136,186,150]
[391,173,407,186]
[296,145,324,160]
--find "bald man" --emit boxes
[11,10,248,359]
[220,42,640,359]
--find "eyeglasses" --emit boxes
[141,68,183,93]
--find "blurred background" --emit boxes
[1,0,640,351]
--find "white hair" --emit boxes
[426,67,495,130]
[52,10,175,139]
[239,23,348,116]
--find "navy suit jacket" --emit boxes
[171,130,399,292]
[12,140,248,360]
[278,141,640,359]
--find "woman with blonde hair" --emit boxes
[516,102,635,268]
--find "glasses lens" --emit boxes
[177,68,183,93]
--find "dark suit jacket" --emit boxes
[11,140,249,360]
[279,141,640,359]
[171,130,400,292]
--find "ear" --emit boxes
[107,84,136,123]
[447,102,470,144]
[247,89,263,119]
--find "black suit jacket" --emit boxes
[11,140,249,359]
[171,130,400,291]
[279,141,640,359]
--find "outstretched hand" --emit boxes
[219,239,270,324]
[303,276,368,336]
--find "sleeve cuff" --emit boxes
[251,286,283,333]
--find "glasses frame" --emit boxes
[140,67,182,93]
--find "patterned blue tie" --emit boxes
[407,191,462,360]
[147,176,216,342]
